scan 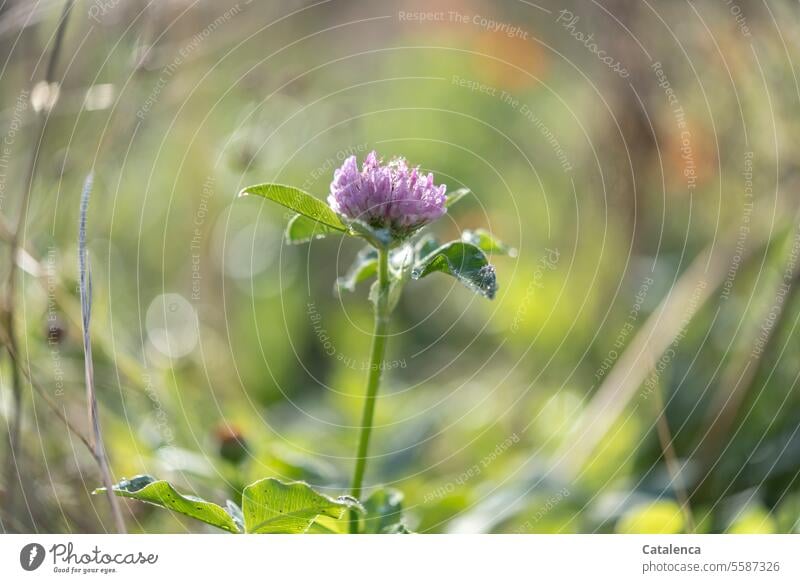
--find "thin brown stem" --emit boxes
[652,383,696,533]
[695,211,800,494]
[2,0,75,524]
[0,328,93,455]
[554,211,778,480]
[78,175,126,533]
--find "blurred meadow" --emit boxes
[1,0,799,533]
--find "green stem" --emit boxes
[349,246,391,533]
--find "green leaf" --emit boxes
[414,235,440,261]
[348,219,392,248]
[239,183,346,231]
[226,500,245,532]
[336,247,378,293]
[461,229,517,257]
[412,241,498,299]
[390,244,414,273]
[242,478,363,534]
[95,475,240,533]
[112,474,157,492]
[446,187,470,208]
[363,488,410,534]
[285,214,342,244]
[304,517,346,534]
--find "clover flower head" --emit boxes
[328,151,447,239]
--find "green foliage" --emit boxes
[347,219,393,248]
[226,500,245,532]
[105,162,502,536]
[336,247,378,292]
[414,234,441,260]
[412,241,498,299]
[242,478,362,533]
[95,475,240,533]
[363,488,410,533]
[26,1,800,535]
[285,214,343,244]
[445,187,470,208]
[461,229,517,257]
[239,184,347,232]
[98,475,363,534]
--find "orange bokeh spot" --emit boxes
[472,31,547,90]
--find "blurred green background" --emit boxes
[1,0,799,533]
